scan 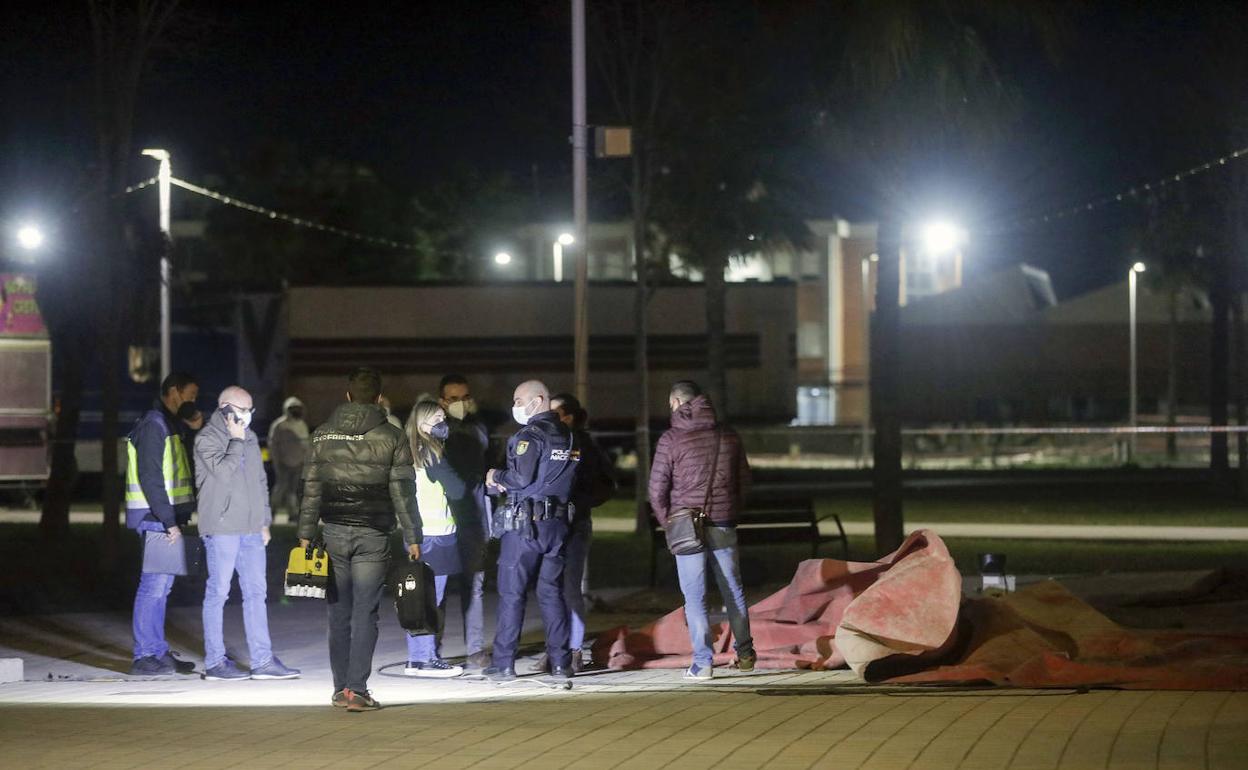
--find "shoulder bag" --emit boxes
[663,428,721,556]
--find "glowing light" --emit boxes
[1131,262,1146,273]
[494,252,512,266]
[16,224,44,251]
[557,232,574,246]
[920,221,966,254]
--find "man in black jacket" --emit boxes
[298,368,422,712]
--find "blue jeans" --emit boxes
[674,526,754,669]
[323,523,391,693]
[564,517,592,651]
[202,533,273,670]
[133,569,175,659]
[406,573,449,662]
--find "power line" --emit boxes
[163,177,422,252]
[986,144,1248,235]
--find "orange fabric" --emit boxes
[892,581,1248,690]
[592,529,959,671]
[592,530,1248,690]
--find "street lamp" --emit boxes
[1128,261,1146,463]
[553,232,574,282]
[15,223,44,252]
[494,251,513,266]
[141,148,172,382]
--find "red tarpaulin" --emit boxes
[592,530,1248,690]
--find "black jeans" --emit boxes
[323,523,391,693]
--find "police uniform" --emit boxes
[489,410,580,673]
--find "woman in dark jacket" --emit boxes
[402,400,467,678]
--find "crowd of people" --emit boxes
[123,366,754,712]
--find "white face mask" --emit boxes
[227,405,253,429]
[512,397,538,425]
[446,401,468,421]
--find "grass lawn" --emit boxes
[591,531,1248,589]
[593,483,1248,527]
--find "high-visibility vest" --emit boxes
[125,413,194,520]
[415,466,455,537]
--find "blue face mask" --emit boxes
[430,421,450,441]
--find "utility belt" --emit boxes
[492,497,575,539]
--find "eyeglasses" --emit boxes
[225,404,256,414]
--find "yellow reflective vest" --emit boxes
[124,410,195,529]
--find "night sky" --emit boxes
[3,1,1245,297]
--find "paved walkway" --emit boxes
[3,586,1248,767]
[4,509,1248,541]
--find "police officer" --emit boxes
[483,379,580,682]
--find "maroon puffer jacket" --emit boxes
[648,395,751,527]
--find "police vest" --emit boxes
[519,416,579,505]
[124,411,194,525]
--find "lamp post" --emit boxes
[553,232,573,282]
[860,253,876,468]
[141,148,172,382]
[571,0,589,405]
[1129,261,1146,463]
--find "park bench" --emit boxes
[648,497,849,586]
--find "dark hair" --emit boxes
[160,371,197,395]
[670,380,702,404]
[438,373,469,398]
[550,392,588,430]
[347,367,382,404]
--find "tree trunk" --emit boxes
[1211,250,1231,473]
[704,258,728,415]
[871,220,904,554]
[40,332,85,540]
[1234,295,1248,496]
[98,202,126,570]
[1166,289,1179,461]
[631,151,653,535]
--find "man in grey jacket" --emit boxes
[195,386,300,681]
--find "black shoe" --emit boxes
[483,665,517,682]
[159,651,196,675]
[130,655,175,676]
[550,664,574,680]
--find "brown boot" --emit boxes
[528,653,551,674]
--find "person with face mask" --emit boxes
[124,371,201,676]
[482,380,579,682]
[401,400,465,678]
[529,393,616,674]
[267,396,309,522]
[195,386,300,681]
[436,373,491,668]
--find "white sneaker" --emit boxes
[404,659,465,678]
[683,664,713,681]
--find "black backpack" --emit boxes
[393,560,440,635]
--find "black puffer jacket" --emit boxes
[297,402,422,543]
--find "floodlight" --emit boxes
[494,252,513,266]
[920,221,966,255]
[557,233,574,246]
[16,224,44,251]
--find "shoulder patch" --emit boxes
[516,440,530,456]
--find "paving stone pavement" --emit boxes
[1,685,1245,769]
